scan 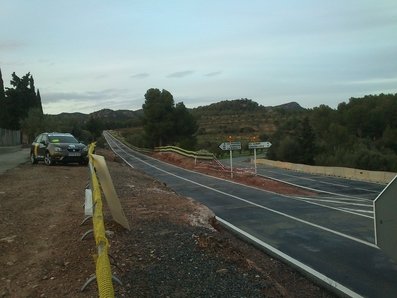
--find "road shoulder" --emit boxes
[0,148,334,297]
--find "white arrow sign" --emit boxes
[248,141,272,149]
[219,142,241,151]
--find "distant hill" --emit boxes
[193,98,262,115]
[46,99,303,143]
[90,108,137,121]
[190,99,305,141]
[47,109,141,124]
[271,101,304,111]
[50,112,86,120]
[190,94,397,172]
[45,112,87,127]
[192,99,303,115]
[47,99,302,137]
[47,94,396,172]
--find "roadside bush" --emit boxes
[315,146,397,172]
[124,131,149,148]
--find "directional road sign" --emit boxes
[248,141,272,149]
[219,141,241,151]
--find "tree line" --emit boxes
[0,72,198,148]
[0,69,43,131]
[2,67,395,172]
[0,69,134,143]
[125,91,397,172]
[268,93,397,172]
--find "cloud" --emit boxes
[95,74,108,79]
[344,77,397,85]
[167,70,194,78]
[37,59,55,66]
[130,73,149,79]
[204,71,222,77]
[42,88,130,104]
[41,88,143,114]
[0,40,25,52]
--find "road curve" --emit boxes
[103,132,397,298]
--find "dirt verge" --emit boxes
[151,151,316,196]
[0,148,334,297]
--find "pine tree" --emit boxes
[299,117,316,165]
[142,88,176,147]
[174,102,198,149]
[142,88,198,148]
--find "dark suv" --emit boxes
[30,132,88,165]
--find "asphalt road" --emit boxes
[221,156,391,221]
[0,146,30,174]
[104,132,397,298]
[222,156,385,199]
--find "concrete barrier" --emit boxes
[256,159,396,184]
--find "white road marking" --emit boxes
[105,133,378,248]
[262,168,383,194]
[216,217,364,298]
[262,168,350,187]
[258,173,374,202]
[292,197,374,219]
[296,197,373,208]
[316,195,374,203]
[339,207,374,214]
[103,133,135,168]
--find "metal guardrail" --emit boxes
[106,130,152,154]
[106,130,214,161]
[155,145,214,161]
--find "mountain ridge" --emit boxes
[48,99,303,117]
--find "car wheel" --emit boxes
[30,152,38,164]
[44,152,55,166]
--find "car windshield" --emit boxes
[48,135,79,144]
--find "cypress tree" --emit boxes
[36,89,43,114]
[4,72,43,129]
[0,68,6,128]
[0,68,5,101]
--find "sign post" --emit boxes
[219,138,241,178]
[229,140,233,178]
[248,141,272,175]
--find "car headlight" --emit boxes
[82,146,88,152]
[54,146,63,152]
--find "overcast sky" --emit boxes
[1,1,397,114]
